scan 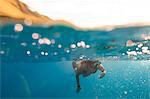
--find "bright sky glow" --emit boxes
[21,0,150,27]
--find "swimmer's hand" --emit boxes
[99,71,106,79]
[76,85,81,93]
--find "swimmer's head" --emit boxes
[94,60,102,67]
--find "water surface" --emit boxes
[0,24,150,98]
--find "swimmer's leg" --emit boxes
[97,64,106,79]
[76,74,81,93]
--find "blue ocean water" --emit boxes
[0,24,150,98]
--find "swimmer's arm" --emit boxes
[97,64,106,79]
[76,74,81,93]
[76,74,80,88]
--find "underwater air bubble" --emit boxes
[41,51,45,55]
[86,45,90,48]
[138,43,143,48]
[38,39,44,44]
[137,51,143,55]
[51,39,55,44]
[141,46,148,50]
[0,50,5,55]
[38,38,51,45]
[77,41,87,48]
[142,49,150,54]
[66,50,70,53]
[127,51,137,56]
[21,42,27,47]
[24,19,32,26]
[43,38,51,45]
[32,42,36,46]
[14,24,23,32]
[32,33,40,39]
[70,44,76,49]
[136,48,139,50]
[64,48,70,53]
[141,34,150,40]
[124,91,128,95]
[126,40,135,47]
[77,42,81,47]
[34,55,38,59]
[45,52,48,56]
[80,41,86,48]
[122,53,125,55]
[26,51,30,55]
[58,44,62,48]
[54,52,58,55]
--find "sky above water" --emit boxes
[17,0,150,27]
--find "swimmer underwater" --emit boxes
[72,59,106,93]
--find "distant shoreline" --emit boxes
[0,0,150,31]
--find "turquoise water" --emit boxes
[0,24,150,98]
